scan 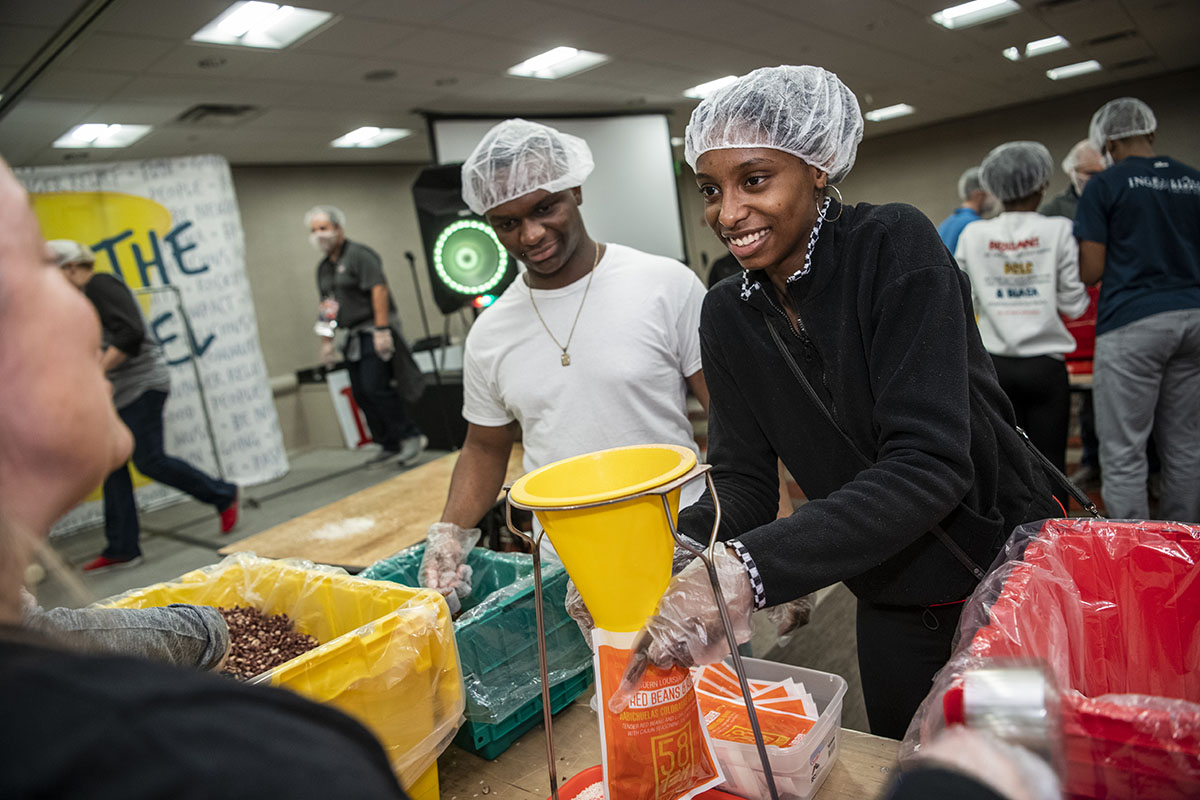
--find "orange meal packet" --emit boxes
[594,629,724,800]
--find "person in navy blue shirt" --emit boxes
[936,166,997,252]
[1075,97,1200,522]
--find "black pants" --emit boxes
[103,390,237,558]
[346,332,420,452]
[991,354,1069,505]
[856,598,964,739]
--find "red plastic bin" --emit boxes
[962,518,1200,799]
[551,765,743,800]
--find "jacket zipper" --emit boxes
[764,291,840,423]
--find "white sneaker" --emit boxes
[397,434,428,465]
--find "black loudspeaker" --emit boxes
[412,163,516,314]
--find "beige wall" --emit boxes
[234,67,1199,450]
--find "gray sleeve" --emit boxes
[23,602,230,670]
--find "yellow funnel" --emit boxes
[509,444,696,633]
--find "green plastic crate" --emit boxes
[362,544,594,759]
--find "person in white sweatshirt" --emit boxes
[955,141,1090,499]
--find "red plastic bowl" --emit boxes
[551,765,745,800]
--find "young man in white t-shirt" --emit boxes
[418,119,709,603]
[955,141,1090,494]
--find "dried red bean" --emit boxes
[218,606,320,681]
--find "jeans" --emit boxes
[346,331,421,452]
[21,593,228,670]
[1094,308,1200,521]
[103,389,237,559]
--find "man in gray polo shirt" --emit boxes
[306,206,425,465]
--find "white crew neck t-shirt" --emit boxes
[955,211,1090,358]
[463,243,707,552]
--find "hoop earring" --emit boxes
[824,185,844,221]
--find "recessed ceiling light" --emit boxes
[1046,60,1102,80]
[1025,35,1069,57]
[53,123,152,149]
[330,127,412,148]
[683,75,738,100]
[507,46,608,79]
[865,103,915,122]
[192,2,333,50]
[932,0,1020,30]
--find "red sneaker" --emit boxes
[220,490,240,534]
[82,554,142,572]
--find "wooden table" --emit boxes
[438,698,899,800]
[220,445,525,569]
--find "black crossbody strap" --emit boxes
[763,315,987,581]
[1014,426,1103,519]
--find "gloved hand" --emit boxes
[767,592,817,637]
[372,327,395,361]
[911,726,1060,800]
[420,522,481,611]
[319,338,337,368]
[565,578,593,644]
[642,544,754,670]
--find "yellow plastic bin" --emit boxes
[100,553,464,797]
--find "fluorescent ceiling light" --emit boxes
[192,2,333,49]
[932,0,1020,30]
[1046,60,1101,80]
[683,75,737,100]
[506,46,609,79]
[330,127,412,148]
[1003,46,1020,61]
[865,103,915,123]
[53,123,152,149]
[1025,35,1068,57]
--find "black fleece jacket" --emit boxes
[678,201,1059,607]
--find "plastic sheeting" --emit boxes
[362,543,593,725]
[905,518,1200,799]
[100,553,464,791]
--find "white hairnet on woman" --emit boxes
[684,65,863,184]
[618,63,1062,744]
[1089,97,1157,154]
[460,119,594,215]
[979,141,1054,203]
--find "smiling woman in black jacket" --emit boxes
[630,65,1060,740]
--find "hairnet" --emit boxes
[1089,97,1156,153]
[46,239,94,268]
[1062,139,1099,175]
[683,65,863,184]
[956,167,984,201]
[460,119,594,215]
[979,141,1054,203]
[304,205,345,230]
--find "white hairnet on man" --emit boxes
[957,167,984,201]
[1089,97,1157,155]
[684,64,864,184]
[46,239,95,268]
[460,119,594,215]
[979,141,1054,203]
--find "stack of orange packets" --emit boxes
[695,662,819,748]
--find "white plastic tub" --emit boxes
[710,658,848,800]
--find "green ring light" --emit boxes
[432,220,509,295]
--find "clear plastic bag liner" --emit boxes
[362,543,593,724]
[99,552,465,790]
[904,519,1200,799]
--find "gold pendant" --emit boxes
[561,352,571,366]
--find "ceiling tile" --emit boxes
[52,32,178,73]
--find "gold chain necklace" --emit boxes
[528,241,600,367]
